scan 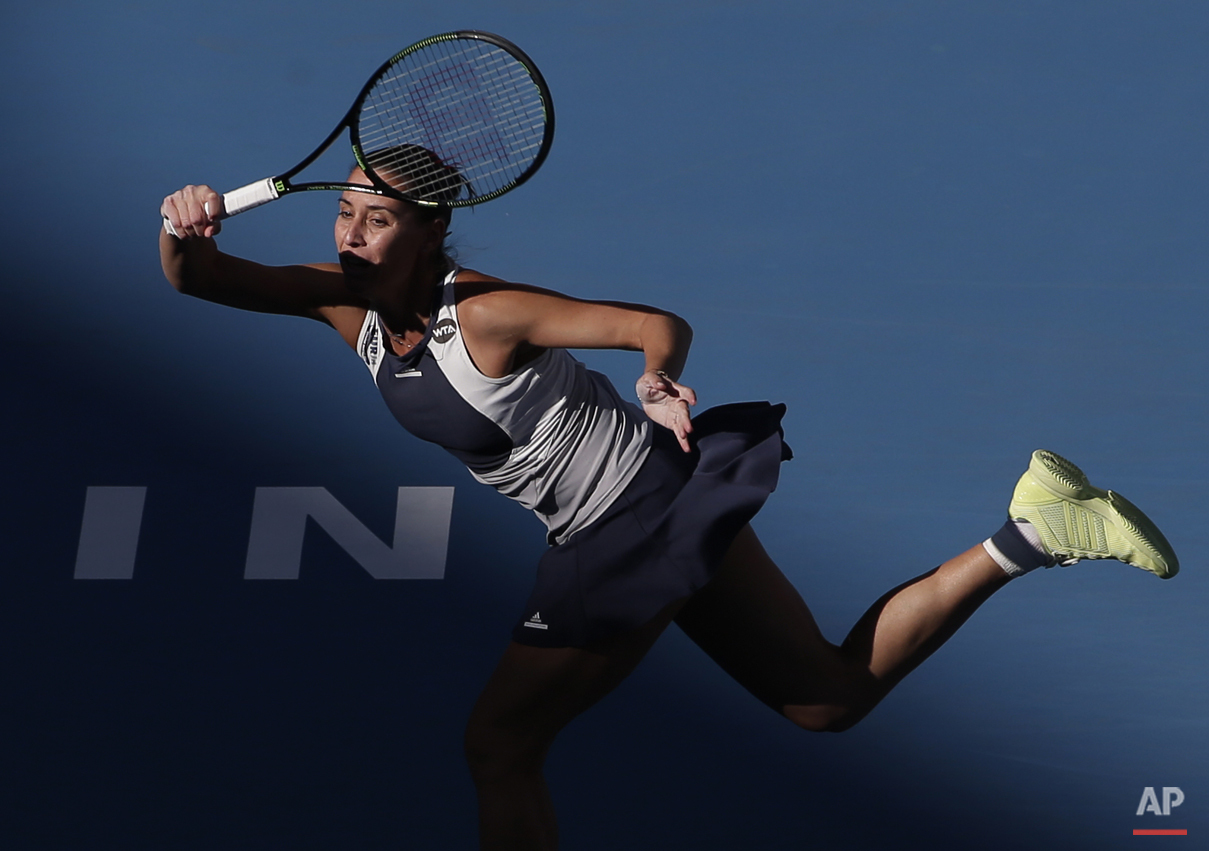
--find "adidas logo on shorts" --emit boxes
[524,612,548,630]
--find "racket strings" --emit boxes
[358,38,548,203]
[364,47,537,194]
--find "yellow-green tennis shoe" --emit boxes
[1009,450,1178,578]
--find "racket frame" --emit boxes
[164,31,554,234]
[234,31,554,213]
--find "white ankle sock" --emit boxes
[982,519,1053,578]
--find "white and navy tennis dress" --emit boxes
[357,268,792,647]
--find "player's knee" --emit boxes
[463,720,547,785]
[783,703,870,734]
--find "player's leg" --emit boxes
[676,526,1008,731]
[465,601,682,851]
[676,450,1178,732]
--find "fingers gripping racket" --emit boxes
[164,30,554,234]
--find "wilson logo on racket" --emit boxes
[431,319,458,344]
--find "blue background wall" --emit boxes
[2,2,1206,848]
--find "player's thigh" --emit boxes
[674,525,867,713]
[466,599,682,765]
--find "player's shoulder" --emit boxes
[297,265,368,347]
[453,268,572,306]
[452,269,573,341]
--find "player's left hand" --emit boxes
[637,369,697,452]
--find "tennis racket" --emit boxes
[164,30,553,234]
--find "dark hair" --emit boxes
[362,143,472,224]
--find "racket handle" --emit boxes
[161,177,281,236]
[222,177,281,216]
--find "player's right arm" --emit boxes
[160,184,362,332]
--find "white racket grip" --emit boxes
[161,177,280,236]
[222,177,281,216]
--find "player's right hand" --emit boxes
[161,185,223,238]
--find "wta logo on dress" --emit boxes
[432,318,458,344]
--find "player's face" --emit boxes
[335,170,443,292]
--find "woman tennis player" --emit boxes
[160,161,1178,850]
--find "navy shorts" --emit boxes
[512,402,793,648]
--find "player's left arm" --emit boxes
[456,274,697,449]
